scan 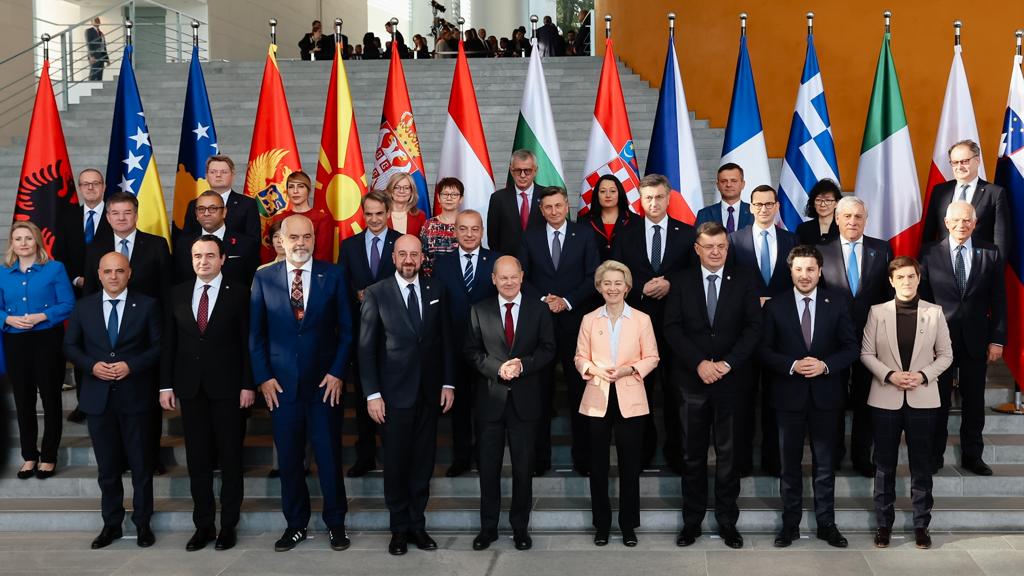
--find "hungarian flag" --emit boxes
[245,43,302,256]
[172,44,218,239]
[720,33,770,202]
[437,40,494,224]
[508,38,564,190]
[14,59,78,260]
[105,45,170,244]
[854,27,920,257]
[646,28,702,224]
[580,38,640,217]
[372,40,429,214]
[316,37,368,255]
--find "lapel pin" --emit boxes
[317,273,324,278]
[726,276,731,281]
[824,298,830,303]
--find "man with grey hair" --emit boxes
[820,196,894,478]
[919,201,1006,476]
[922,139,1009,258]
[488,150,545,255]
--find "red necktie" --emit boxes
[197,285,210,334]
[504,302,515,348]
[290,269,305,321]
[519,192,529,231]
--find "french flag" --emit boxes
[720,32,770,201]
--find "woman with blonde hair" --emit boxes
[384,172,426,237]
[0,221,75,479]
[269,171,335,262]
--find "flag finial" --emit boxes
[883,11,891,34]
[807,12,815,35]
[191,20,199,47]
[40,33,50,60]
[1017,30,1023,55]
[457,17,464,33]
[668,13,676,33]
[604,14,612,39]
[125,20,133,48]
[268,18,277,44]
[530,14,538,39]
[739,13,747,37]
[953,20,962,47]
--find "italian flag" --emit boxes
[508,39,565,189]
[854,29,921,257]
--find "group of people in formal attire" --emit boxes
[0,138,1005,554]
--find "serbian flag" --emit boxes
[720,33,770,202]
[105,45,170,244]
[995,52,1024,391]
[645,28,702,224]
[437,40,493,224]
[372,39,429,214]
[580,37,641,217]
[172,44,218,240]
[245,43,302,257]
[14,58,78,260]
[316,37,368,256]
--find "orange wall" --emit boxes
[595,0,1021,189]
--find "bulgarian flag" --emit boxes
[854,26,921,257]
[507,38,564,189]
[437,40,494,225]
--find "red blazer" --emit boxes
[270,207,336,262]
[388,210,427,238]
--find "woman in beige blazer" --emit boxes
[860,256,953,550]
[575,260,659,547]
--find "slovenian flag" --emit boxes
[172,44,218,240]
[778,32,840,232]
[720,33,770,202]
[508,38,565,190]
[645,28,703,224]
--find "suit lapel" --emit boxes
[972,182,988,212]
[964,246,984,298]
[176,286,201,336]
[909,306,931,369]
[205,283,232,330]
[388,277,417,335]
[303,266,327,325]
[810,293,830,352]
[859,242,878,294]
[509,298,528,353]
[473,252,492,292]
[782,294,808,353]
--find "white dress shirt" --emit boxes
[790,287,829,374]
[191,273,223,319]
[841,236,864,279]
[83,201,104,230]
[545,221,572,310]
[700,265,723,303]
[203,224,226,241]
[112,229,138,260]
[102,289,127,334]
[285,259,312,310]
[598,304,633,365]
[953,176,980,205]
[364,228,389,267]
[459,246,480,279]
[499,292,523,332]
[949,236,973,281]
[751,223,778,272]
[644,216,668,265]
[516,185,535,214]
[720,200,742,225]
[218,189,233,206]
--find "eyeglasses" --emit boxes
[814,198,837,206]
[949,156,978,167]
[79,181,103,188]
[511,168,535,176]
[439,192,462,199]
[392,185,412,192]
[207,169,232,176]
[697,243,728,252]
[751,201,777,210]
[195,206,224,214]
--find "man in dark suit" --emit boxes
[337,191,400,478]
[487,149,545,256]
[664,222,761,550]
[573,9,591,55]
[63,252,160,549]
[250,214,353,552]
[761,245,859,548]
[694,163,753,232]
[611,173,695,472]
[181,155,261,241]
[160,235,254,552]
[85,18,108,81]
[536,16,563,56]
[432,209,498,477]
[359,234,455,555]
[465,255,556,551]
[728,184,798,476]
[920,201,1006,476]
[519,186,600,475]
[174,190,259,286]
[922,139,1009,259]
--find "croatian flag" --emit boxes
[720,34,770,202]
[778,32,840,231]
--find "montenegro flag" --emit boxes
[245,43,302,258]
[172,44,219,239]
[316,37,367,255]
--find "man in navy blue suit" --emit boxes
[432,209,497,477]
[250,214,353,552]
[694,163,753,232]
[519,186,600,476]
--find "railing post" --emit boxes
[176,12,183,62]
[59,32,69,109]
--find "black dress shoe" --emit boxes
[874,527,891,548]
[719,525,744,549]
[774,526,800,548]
[153,463,167,476]
[933,458,945,474]
[964,460,993,476]
[532,462,550,477]
[267,468,280,478]
[594,529,609,546]
[445,461,471,477]
[513,530,532,550]
[91,526,122,549]
[186,526,216,551]
[473,531,497,551]
[621,527,638,547]
[136,525,155,548]
[676,524,701,547]
[67,408,86,424]
[347,460,375,478]
[761,465,781,478]
[573,463,591,477]
[915,527,932,549]
[388,532,408,555]
[816,524,848,548]
[329,527,351,551]
[215,527,236,551]
[409,529,437,551]
[274,527,307,552]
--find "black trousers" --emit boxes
[478,397,535,533]
[381,398,439,533]
[536,312,587,470]
[680,386,740,528]
[643,359,682,469]
[838,360,874,468]
[872,405,937,529]
[180,390,245,530]
[935,357,988,466]
[87,385,153,528]
[88,60,104,81]
[778,405,840,528]
[347,362,377,466]
[450,359,477,466]
[589,386,644,531]
[4,327,65,464]
[737,368,779,474]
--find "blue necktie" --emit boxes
[706,274,719,323]
[759,230,771,286]
[463,253,475,291]
[726,206,736,233]
[107,300,120,348]
[119,238,130,257]
[84,210,96,244]
[369,236,381,278]
[650,224,662,272]
[847,242,860,297]
[954,245,967,296]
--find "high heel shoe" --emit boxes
[17,461,37,480]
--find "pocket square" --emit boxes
[227,255,241,259]
[429,299,440,305]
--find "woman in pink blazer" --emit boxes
[575,260,659,547]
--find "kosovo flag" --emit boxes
[105,44,170,245]
[172,45,218,239]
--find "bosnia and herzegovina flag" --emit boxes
[105,44,170,245]
[316,35,367,254]
[172,44,218,240]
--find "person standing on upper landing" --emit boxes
[694,163,753,232]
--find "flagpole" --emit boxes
[739,12,747,38]
[191,20,199,47]
[807,12,814,36]
[41,33,50,61]
[604,14,611,39]
[125,20,133,64]
[269,18,277,45]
